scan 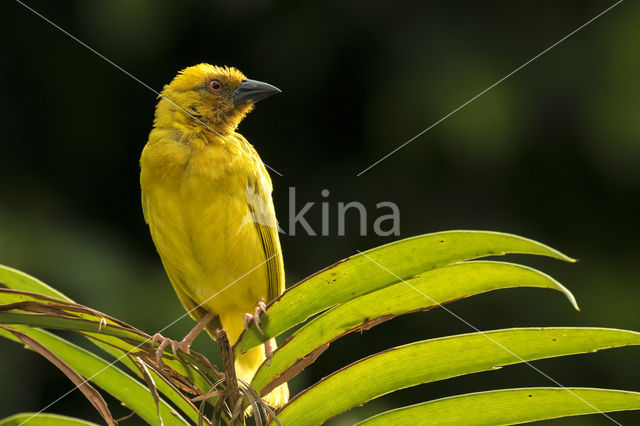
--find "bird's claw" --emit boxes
[244,312,264,335]
[153,333,169,365]
[243,299,268,335]
[152,332,191,365]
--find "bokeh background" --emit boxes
[1,1,639,424]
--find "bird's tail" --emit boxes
[235,339,289,408]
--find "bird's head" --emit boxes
[155,63,280,135]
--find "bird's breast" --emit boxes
[140,131,270,314]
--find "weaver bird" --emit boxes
[140,64,288,408]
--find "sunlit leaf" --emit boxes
[237,230,575,354]
[0,412,100,426]
[355,387,640,425]
[252,261,578,395]
[275,328,640,425]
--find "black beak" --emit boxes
[233,78,281,106]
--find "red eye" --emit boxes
[208,79,223,92]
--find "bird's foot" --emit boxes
[243,299,268,335]
[151,312,215,365]
[152,333,191,365]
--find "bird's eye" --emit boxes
[208,79,223,92]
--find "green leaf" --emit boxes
[0,264,72,301]
[0,319,207,424]
[252,261,578,395]
[0,288,218,380]
[84,333,204,425]
[0,310,148,344]
[5,326,115,424]
[355,387,640,425]
[0,288,213,423]
[0,304,218,389]
[0,325,190,426]
[0,412,100,426]
[275,327,640,425]
[237,230,575,354]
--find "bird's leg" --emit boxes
[153,312,215,364]
[243,299,268,335]
[179,311,216,350]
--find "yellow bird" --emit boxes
[139,63,288,408]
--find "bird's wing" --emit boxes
[143,187,222,333]
[141,192,150,224]
[246,171,285,303]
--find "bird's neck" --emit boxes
[154,98,239,138]
[150,123,253,162]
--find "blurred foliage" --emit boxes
[1,0,639,424]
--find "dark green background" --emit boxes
[1,1,638,424]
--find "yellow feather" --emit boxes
[140,64,288,408]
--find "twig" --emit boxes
[215,329,243,425]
